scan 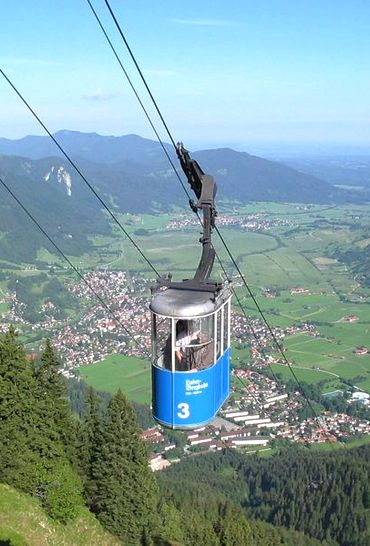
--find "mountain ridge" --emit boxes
[0,130,172,167]
[0,130,365,262]
[0,129,348,205]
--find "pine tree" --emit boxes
[0,327,41,492]
[77,386,103,509]
[92,389,158,544]
[0,330,84,521]
[31,339,84,519]
[157,501,185,544]
[37,459,84,523]
[217,503,253,546]
[36,339,77,461]
[183,509,218,545]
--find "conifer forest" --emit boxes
[1,327,369,545]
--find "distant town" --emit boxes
[1,270,150,365]
[145,367,370,471]
[166,212,295,232]
[1,264,369,465]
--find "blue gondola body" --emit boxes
[152,347,230,429]
[150,286,232,429]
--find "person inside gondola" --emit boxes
[175,320,200,371]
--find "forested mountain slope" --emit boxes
[0,130,357,206]
[0,328,336,546]
[0,131,363,263]
[159,447,370,546]
[0,154,112,261]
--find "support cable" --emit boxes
[104,0,178,150]
[85,0,191,201]
[0,175,151,360]
[88,0,281,388]
[0,68,160,278]
[4,7,340,442]
[215,225,324,421]
[95,2,334,431]
[214,252,280,384]
[214,253,322,436]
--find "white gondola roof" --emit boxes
[150,287,220,318]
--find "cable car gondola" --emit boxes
[150,143,232,429]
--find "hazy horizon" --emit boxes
[1,1,369,150]
[1,128,369,159]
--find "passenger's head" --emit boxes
[176,320,187,336]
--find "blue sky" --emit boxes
[1,0,370,150]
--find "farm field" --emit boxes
[77,354,151,404]
[243,290,370,393]
[270,362,340,386]
[3,201,370,396]
[218,204,370,394]
[306,434,370,452]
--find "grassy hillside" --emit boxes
[0,484,120,546]
[77,354,151,404]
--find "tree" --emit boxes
[183,509,218,545]
[0,327,40,492]
[157,501,185,545]
[77,387,103,509]
[217,503,253,545]
[92,390,158,544]
[37,460,83,523]
[36,339,76,454]
[0,330,83,521]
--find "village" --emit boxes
[0,269,318,369]
[1,267,369,463]
[0,270,151,365]
[166,212,295,232]
[144,366,370,471]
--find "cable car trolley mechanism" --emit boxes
[150,143,232,429]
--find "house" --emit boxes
[149,454,171,471]
[343,315,359,323]
[353,347,369,355]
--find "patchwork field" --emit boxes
[4,202,370,396]
[93,204,370,394]
[281,331,370,391]
[77,354,151,404]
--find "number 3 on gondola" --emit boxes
[177,403,190,419]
